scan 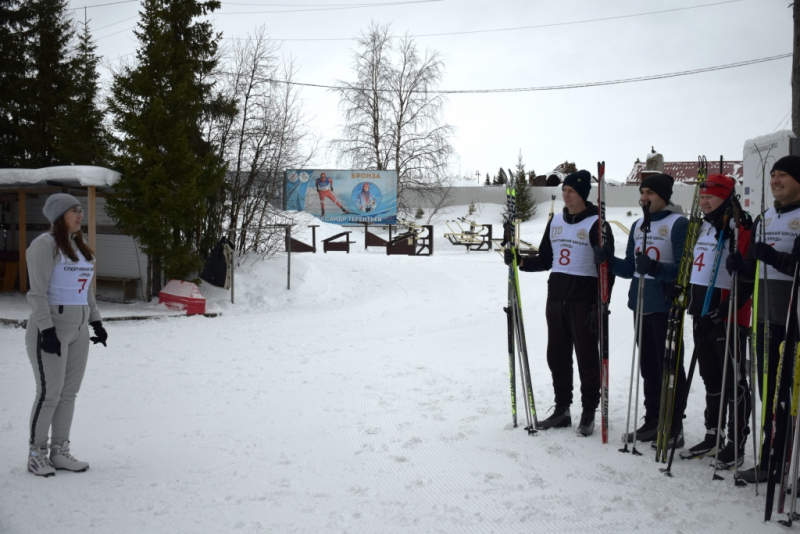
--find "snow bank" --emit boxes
[0,166,121,187]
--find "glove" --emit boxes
[585,305,610,334]
[593,244,613,265]
[725,251,743,275]
[89,321,108,347]
[665,283,683,300]
[792,235,800,261]
[753,242,780,267]
[504,249,522,266]
[40,327,61,356]
[635,252,662,276]
[586,305,599,334]
[695,309,723,335]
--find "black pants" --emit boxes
[545,298,600,412]
[693,316,752,446]
[637,313,687,429]
[754,322,786,468]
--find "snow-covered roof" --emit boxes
[626,161,742,184]
[0,166,121,187]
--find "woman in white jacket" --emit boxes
[25,193,108,477]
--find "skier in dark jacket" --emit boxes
[733,155,800,482]
[594,173,688,447]
[505,170,615,437]
[682,173,753,470]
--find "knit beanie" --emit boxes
[700,174,735,200]
[639,173,674,203]
[43,193,81,224]
[562,170,592,201]
[771,155,800,183]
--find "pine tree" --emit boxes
[0,0,29,166]
[59,15,109,165]
[495,167,507,185]
[20,0,76,167]
[484,172,490,186]
[107,0,228,294]
[513,153,536,221]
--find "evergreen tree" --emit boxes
[20,0,76,167]
[513,153,536,221]
[59,16,109,165]
[107,0,228,294]
[0,0,29,166]
[495,167,507,185]
[484,172,490,186]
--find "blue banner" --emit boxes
[285,169,398,225]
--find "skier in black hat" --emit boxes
[506,170,615,437]
[594,173,689,448]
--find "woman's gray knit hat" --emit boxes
[43,193,82,224]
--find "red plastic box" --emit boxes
[158,280,206,315]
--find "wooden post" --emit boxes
[18,190,26,293]
[88,186,97,293]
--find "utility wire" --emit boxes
[257,53,791,94]
[221,0,742,41]
[69,0,137,10]
[774,110,792,132]
[214,0,441,15]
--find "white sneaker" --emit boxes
[50,441,89,472]
[28,446,56,477]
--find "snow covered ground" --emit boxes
[0,201,787,533]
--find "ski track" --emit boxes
[0,206,790,533]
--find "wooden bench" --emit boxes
[322,231,356,253]
[96,276,140,302]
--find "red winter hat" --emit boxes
[700,174,735,200]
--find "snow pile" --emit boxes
[0,200,784,533]
[0,166,121,187]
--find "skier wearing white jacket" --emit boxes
[25,193,108,477]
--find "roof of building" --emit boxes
[627,161,743,184]
[0,166,120,188]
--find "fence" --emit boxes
[402,185,698,211]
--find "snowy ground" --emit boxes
[0,201,788,533]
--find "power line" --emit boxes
[221,0,743,41]
[257,53,791,94]
[774,110,792,132]
[215,0,441,15]
[69,0,137,11]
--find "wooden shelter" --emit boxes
[0,166,122,294]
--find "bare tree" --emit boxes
[331,22,455,216]
[205,26,318,256]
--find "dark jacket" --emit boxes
[609,204,687,314]
[739,202,800,324]
[520,202,615,301]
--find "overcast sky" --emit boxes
[72,0,792,182]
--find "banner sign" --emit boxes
[285,169,398,225]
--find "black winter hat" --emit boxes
[562,170,592,201]
[771,155,800,183]
[639,173,675,203]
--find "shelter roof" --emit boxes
[0,166,120,188]
[626,161,743,184]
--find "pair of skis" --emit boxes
[597,162,610,444]
[656,157,707,472]
[502,165,609,441]
[765,264,800,522]
[503,177,538,434]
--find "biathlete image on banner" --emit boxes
[315,172,349,217]
[505,170,615,437]
[356,182,378,213]
[24,193,109,477]
[594,173,689,448]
